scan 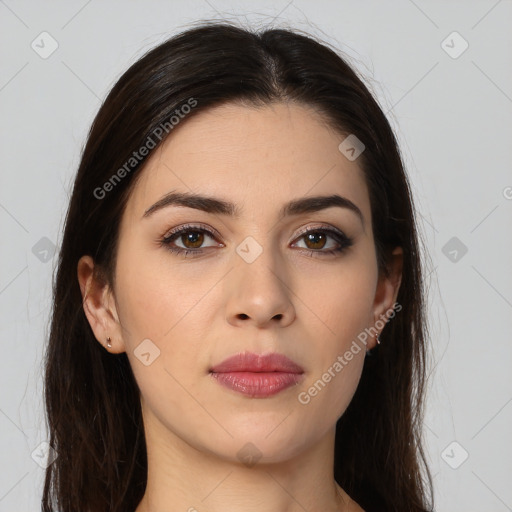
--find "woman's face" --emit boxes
[84,101,400,464]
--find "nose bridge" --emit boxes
[226,231,295,327]
[235,232,288,290]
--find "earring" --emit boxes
[365,334,381,356]
[106,336,112,348]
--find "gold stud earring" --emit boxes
[106,336,112,348]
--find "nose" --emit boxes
[224,243,296,329]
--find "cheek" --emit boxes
[303,351,365,404]
[293,251,376,416]
[299,255,377,349]
[114,240,212,344]
[113,242,218,402]
[113,253,211,427]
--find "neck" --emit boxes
[134,411,354,512]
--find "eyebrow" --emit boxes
[142,191,364,224]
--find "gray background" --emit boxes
[1,1,511,510]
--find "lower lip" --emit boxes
[210,371,303,398]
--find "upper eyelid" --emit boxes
[294,224,347,238]
[163,222,221,240]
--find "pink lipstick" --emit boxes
[209,352,304,398]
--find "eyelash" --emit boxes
[160,223,353,259]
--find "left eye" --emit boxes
[292,230,345,251]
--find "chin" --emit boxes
[197,419,316,466]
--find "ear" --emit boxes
[368,246,403,350]
[77,255,125,353]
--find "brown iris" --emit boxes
[181,231,205,249]
[304,232,327,250]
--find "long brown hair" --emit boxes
[42,20,434,511]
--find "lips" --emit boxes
[209,352,304,398]
[210,352,304,374]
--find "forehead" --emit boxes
[125,102,371,224]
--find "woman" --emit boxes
[42,21,434,512]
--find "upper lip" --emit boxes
[210,352,304,374]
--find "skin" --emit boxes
[78,102,402,512]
